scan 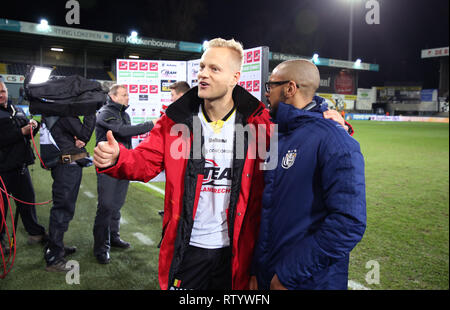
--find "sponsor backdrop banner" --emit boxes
[239,47,264,101]
[116,59,187,147]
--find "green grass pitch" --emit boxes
[0,120,448,290]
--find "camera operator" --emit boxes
[0,81,47,255]
[43,112,95,272]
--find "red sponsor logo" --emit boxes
[129,61,138,70]
[239,81,245,87]
[139,62,148,71]
[334,70,354,95]
[253,80,260,92]
[246,51,253,63]
[118,61,128,70]
[149,62,158,71]
[254,50,261,62]
[150,85,158,93]
[246,81,253,92]
[129,85,138,93]
[139,85,148,93]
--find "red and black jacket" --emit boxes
[99,86,272,289]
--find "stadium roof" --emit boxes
[0,18,379,71]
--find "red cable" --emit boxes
[30,123,48,170]
[0,187,52,206]
[0,175,17,279]
[0,121,54,279]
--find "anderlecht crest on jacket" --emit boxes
[282,149,297,169]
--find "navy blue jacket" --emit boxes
[252,96,366,290]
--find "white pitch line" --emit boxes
[83,191,95,199]
[133,232,154,246]
[133,181,165,196]
[120,217,128,225]
[348,280,371,290]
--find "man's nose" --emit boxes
[198,69,208,79]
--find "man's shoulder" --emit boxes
[97,104,118,119]
[308,117,360,153]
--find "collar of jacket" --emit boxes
[165,85,261,124]
[0,102,10,112]
[273,95,329,133]
[106,98,128,112]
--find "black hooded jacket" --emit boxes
[95,98,154,149]
[47,114,96,155]
[0,104,38,172]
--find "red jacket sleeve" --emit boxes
[97,116,166,182]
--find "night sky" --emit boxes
[2,0,449,88]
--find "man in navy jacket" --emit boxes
[250,59,366,290]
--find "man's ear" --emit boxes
[284,81,297,98]
[231,71,241,87]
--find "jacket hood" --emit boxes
[273,95,328,133]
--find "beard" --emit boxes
[268,100,278,119]
[268,90,287,119]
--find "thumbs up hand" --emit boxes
[94,130,120,168]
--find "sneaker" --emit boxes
[45,258,73,272]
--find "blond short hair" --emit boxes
[204,38,244,71]
[108,84,127,96]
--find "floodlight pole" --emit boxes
[348,0,354,61]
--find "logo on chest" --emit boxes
[281,149,297,169]
[203,159,232,186]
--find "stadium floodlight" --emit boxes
[202,40,209,51]
[50,47,64,52]
[355,58,362,67]
[129,55,139,59]
[29,66,53,84]
[128,30,139,44]
[37,19,50,31]
[312,53,320,64]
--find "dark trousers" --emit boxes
[171,245,232,290]
[93,173,129,256]
[0,167,46,239]
[46,163,82,261]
